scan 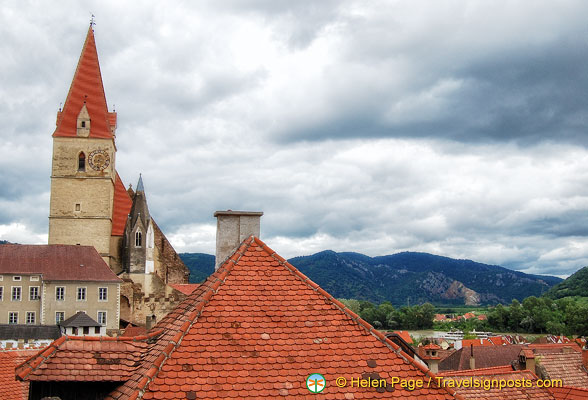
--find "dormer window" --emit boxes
[135,230,142,247]
[81,121,86,128]
[78,152,86,171]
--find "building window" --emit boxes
[29,286,40,300]
[81,121,86,128]
[75,203,81,212]
[77,287,86,301]
[30,276,39,281]
[98,287,107,301]
[97,311,107,325]
[55,311,64,324]
[78,152,86,171]
[13,276,21,281]
[11,287,21,301]
[56,287,65,301]
[83,326,89,335]
[135,230,142,247]
[94,326,100,334]
[8,312,18,324]
[26,312,35,325]
[0,287,3,301]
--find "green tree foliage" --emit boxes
[337,299,436,330]
[486,296,588,336]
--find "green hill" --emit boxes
[544,266,588,299]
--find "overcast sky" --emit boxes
[1,1,588,278]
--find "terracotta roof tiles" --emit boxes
[0,350,37,400]
[54,26,114,139]
[21,236,462,399]
[112,172,133,236]
[549,386,588,400]
[0,244,122,282]
[168,283,201,295]
[536,351,588,388]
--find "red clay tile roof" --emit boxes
[134,237,460,399]
[440,345,523,371]
[393,330,413,344]
[16,331,162,383]
[461,339,494,347]
[530,343,581,354]
[0,350,37,400]
[112,172,133,236]
[438,370,555,400]
[26,236,461,399]
[549,386,588,400]
[438,365,515,376]
[0,244,122,282]
[54,26,115,139]
[168,283,201,295]
[122,325,147,337]
[536,351,588,388]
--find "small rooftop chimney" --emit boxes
[214,210,263,270]
[469,344,475,370]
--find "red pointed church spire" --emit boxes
[54,25,116,138]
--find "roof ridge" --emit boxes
[250,236,463,400]
[133,237,256,399]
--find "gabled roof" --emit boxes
[0,245,122,282]
[535,351,588,388]
[112,172,133,236]
[126,236,459,399]
[0,350,38,400]
[54,26,115,139]
[20,236,461,399]
[439,345,523,371]
[60,312,100,328]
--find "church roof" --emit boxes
[112,172,133,236]
[53,26,115,139]
[0,244,122,282]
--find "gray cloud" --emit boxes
[1,1,588,278]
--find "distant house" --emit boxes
[440,344,524,371]
[59,311,105,337]
[0,244,122,332]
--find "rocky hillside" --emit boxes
[180,250,561,306]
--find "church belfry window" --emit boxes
[135,230,142,247]
[78,152,86,171]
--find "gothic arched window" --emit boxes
[135,230,142,247]
[78,152,86,171]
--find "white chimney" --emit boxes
[214,210,263,270]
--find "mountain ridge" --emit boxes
[179,250,562,306]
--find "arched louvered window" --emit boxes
[78,152,86,171]
[135,230,142,247]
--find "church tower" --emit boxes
[123,175,155,274]
[48,25,118,266]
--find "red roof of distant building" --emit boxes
[440,345,524,371]
[121,325,147,337]
[461,338,494,347]
[20,236,462,399]
[438,365,515,376]
[549,386,588,400]
[532,351,588,388]
[0,350,37,400]
[424,343,441,350]
[393,330,413,344]
[0,245,122,282]
[54,26,115,139]
[439,370,555,400]
[169,283,201,295]
[463,312,476,320]
[112,172,133,236]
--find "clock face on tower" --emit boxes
[88,149,111,171]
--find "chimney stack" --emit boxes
[214,210,263,270]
